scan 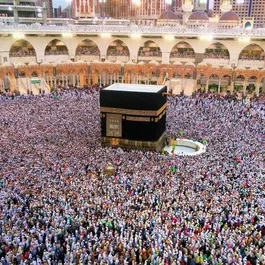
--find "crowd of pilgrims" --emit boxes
[0,88,265,265]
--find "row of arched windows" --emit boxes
[8,39,265,63]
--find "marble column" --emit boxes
[195,77,198,92]
[230,81,234,93]
[61,75,64,86]
[54,76,57,89]
[162,52,170,64]
[243,81,247,96]
[73,74,76,86]
[218,79,221,94]
[205,79,209,93]
[255,82,260,97]
[181,78,184,93]
[77,75,80,87]
[26,77,28,92]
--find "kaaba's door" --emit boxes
[106,114,122,137]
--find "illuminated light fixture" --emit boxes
[164,35,175,41]
[12,33,25,39]
[238,36,250,42]
[130,33,141,39]
[8,6,12,10]
[132,0,141,5]
[199,35,214,41]
[207,35,213,41]
[62,32,73,38]
[100,33,111,38]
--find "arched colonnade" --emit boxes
[1,60,265,96]
[4,37,265,68]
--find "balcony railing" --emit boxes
[0,21,265,38]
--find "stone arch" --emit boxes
[235,75,245,81]
[19,71,26,78]
[106,39,130,63]
[220,74,231,92]
[170,41,195,62]
[31,71,38,77]
[9,40,37,64]
[172,71,182,79]
[234,75,245,92]
[138,40,162,62]
[247,75,258,94]
[184,72,192,79]
[40,64,53,77]
[75,39,100,61]
[204,42,230,60]
[208,74,220,91]
[248,75,258,82]
[44,70,50,78]
[238,44,265,62]
[45,39,69,56]
[9,39,36,58]
[244,21,251,28]
[197,73,207,90]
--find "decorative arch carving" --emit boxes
[235,74,245,82]
[90,63,121,76]
[235,68,260,81]
[18,65,30,77]
[184,64,195,78]
[56,62,88,75]
[144,63,158,76]
[208,66,222,79]
[196,65,212,79]
[220,69,233,79]
[0,66,15,78]
[40,64,53,76]
[124,64,138,76]
[258,69,265,82]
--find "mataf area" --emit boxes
[0,89,264,264]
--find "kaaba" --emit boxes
[100,83,167,152]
